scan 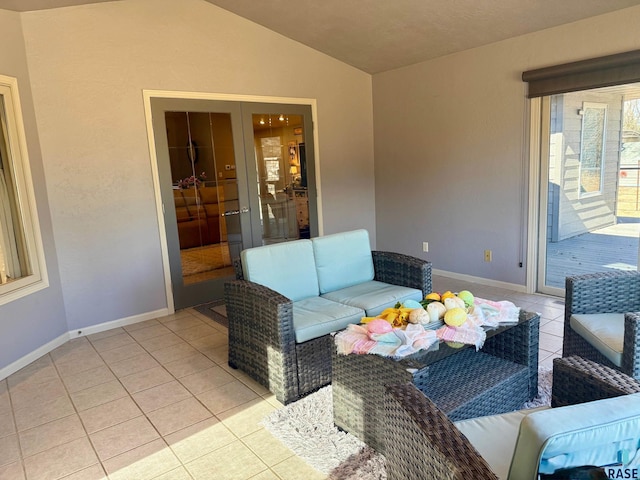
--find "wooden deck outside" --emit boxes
[545,220,640,289]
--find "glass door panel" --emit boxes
[538,85,640,295]
[251,113,309,244]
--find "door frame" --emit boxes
[142,90,323,313]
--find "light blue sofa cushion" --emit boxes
[292,297,364,343]
[508,393,640,479]
[455,407,547,480]
[570,313,623,367]
[241,240,319,302]
[321,280,423,317]
[312,229,375,295]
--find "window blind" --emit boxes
[522,49,640,98]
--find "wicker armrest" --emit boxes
[623,313,640,378]
[224,279,296,348]
[384,383,497,480]
[551,356,640,408]
[371,250,432,296]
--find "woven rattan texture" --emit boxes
[564,271,640,379]
[332,311,540,453]
[225,250,431,404]
[384,383,498,480]
[384,356,640,479]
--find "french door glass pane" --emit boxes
[251,113,310,244]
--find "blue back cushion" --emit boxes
[508,392,640,479]
[311,229,375,294]
[241,240,319,302]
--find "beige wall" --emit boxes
[19,0,374,329]
[373,5,640,287]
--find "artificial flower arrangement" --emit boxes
[177,172,207,189]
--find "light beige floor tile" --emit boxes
[248,470,280,480]
[540,352,561,370]
[59,463,107,480]
[0,461,25,479]
[132,380,192,413]
[90,332,136,353]
[165,417,237,464]
[99,343,147,365]
[102,438,180,480]
[55,353,106,378]
[79,396,143,434]
[9,377,68,410]
[108,352,160,378]
[7,357,58,390]
[0,434,20,467]
[242,428,294,467]
[22,437,98,480]
[137,333,186,352]
[270,455,326,480]
[539,331,563,354]
[90,416,159,461]
[0,411,15,438]
[86,327,126,342]
[60,365,117,394]
[163,317,207,334]
[163,353,216,379]
[235,372,270,396]
[146,397,212,436]
[70,380,128,411]
[185,440,267,480]
[199,344,228,365]
[127,324,173,342]
[19,414,85,458]
[178,366,235,395]
[175,324,219,342]
[123,318,162,333]
[150,343,199,365]
[151,466,193,480]
[540,320,564,337]
[119,366,174,394]
[186,332,228,350]
[196,380,259,415]
[157,310,195,324]
[14,395,76,432]
[49,338,94,364]
[0,380,9,416]
[217,398,276,438]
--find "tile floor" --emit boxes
[0,275,565,480]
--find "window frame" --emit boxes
[0,74,48,306]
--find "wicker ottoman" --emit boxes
[332,310,540,453]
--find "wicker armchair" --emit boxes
[224,250,431,405]
[564,271,640,379]
[384,356,640,480]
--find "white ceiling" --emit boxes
[1,0,640,73]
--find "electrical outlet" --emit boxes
[422,242,429,252]
[484,250,492,262]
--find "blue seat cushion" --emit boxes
[241,240,319,302]
[292,297,364,343]
[311,229,375,294]
[321,280,423,317]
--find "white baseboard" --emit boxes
[0,331,70,381]
[0,307,170,381]
[432,268,528,293]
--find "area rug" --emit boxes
[194,299,228,328]
[261,366,553,479]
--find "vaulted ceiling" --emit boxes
[1,0,640,73]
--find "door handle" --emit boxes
[222,207,250,217]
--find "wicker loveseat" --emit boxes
[563,271,640,379]
[224,229,432,404]
[384,356,640,480]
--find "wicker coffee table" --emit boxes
[332,309,540,453]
